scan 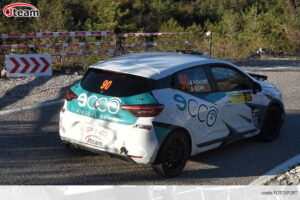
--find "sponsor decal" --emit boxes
[174,94,187,111]
[174,94,218,127]
[244,92,252,101]
[75,108,120,122]
[227,92,252,103]
[3,3,39,17]
[68,85,154,124]
[178,74,208,93]
[85,135,102,147]
[206,106,218,127]
[77,93,121,114]
[197,104,208,122]
[178,74,190,91]
[190,80,206,93]
[188,99,198,117]
[196,104,218,127]
[133,124,152,130]
[100,80,112,90]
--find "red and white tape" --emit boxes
[0,41,115,49]
[123,40,202,47]
[1,48,209,60]
[0,31,195,39]
[51,49,114,57]
[120,32,194,38]
[0,31,113,39]
[0,40,203,59]
[0,40,202,49]
[51,49,208,57]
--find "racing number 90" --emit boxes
[101,80,112,90]
[178,74,190,91]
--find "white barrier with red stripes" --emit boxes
[0,40,202,59]
[49,41,202,56]
[1,30,206,77]
[120,32,193,38]
[123,40,203,47]
[0,31,113,39]
[51,49,114,57]
[6,54,51,77]
[0,41,114,49]
[0,31,194,39]
[0,40,203,49]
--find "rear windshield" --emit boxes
[81,68,150,97]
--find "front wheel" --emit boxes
[151,130,190,178]
[260,106,283,142]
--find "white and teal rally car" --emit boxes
[59,51,285,177]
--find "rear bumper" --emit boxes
[59,103,159,164]
[61,137,137,163]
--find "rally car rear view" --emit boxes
[59,51,284,177]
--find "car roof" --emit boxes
[91,52,235,80]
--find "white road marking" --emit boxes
[0,99,64,116]
[176,188,201,195]
[62,186,113,195]
[249,154,300,185]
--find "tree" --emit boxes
[84,0,130,31]
[33,0,73,32]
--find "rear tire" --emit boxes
[151,130,190,178]
[260,106,283,142]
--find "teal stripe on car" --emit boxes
[153,125,172,146]
[67,83,158,125]
[198,92,227,103]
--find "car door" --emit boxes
[172,65,228,148]
[208,65,261,135]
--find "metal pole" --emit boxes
[209,32,212,57]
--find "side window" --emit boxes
[210,66,251,91]
[174,67,211,93]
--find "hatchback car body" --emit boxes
[59,52,285,177]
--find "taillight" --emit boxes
[65,88,78,101]
[121,104,164,117]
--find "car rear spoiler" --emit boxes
[248,73,267,81]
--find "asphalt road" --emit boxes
[1,103,300,185]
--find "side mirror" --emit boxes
[252,82,262,94]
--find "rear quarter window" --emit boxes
[81,68,150,97]
[173,66,212,93]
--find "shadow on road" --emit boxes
[0,77,51,111]
[0,106,299,184]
